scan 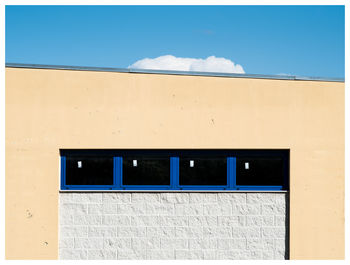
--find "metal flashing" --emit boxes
[5,62,344,82]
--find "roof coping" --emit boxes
[5,63,344,82]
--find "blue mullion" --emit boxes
[113,157,117,190]
[227,157,231,189]
[62,186,115,190]
[63,184,115,190]
[121,186,172,190]
[61,156,66,190]
[63,185,115,190]
[236,186,283,191]
[114,157,122,190]
[179,186,228,190]
[170,157,179,190]
[233,157,237,190]
[227,157,236,190]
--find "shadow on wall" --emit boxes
[285,193,290,259]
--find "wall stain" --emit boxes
[26,209,33,218]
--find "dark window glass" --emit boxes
[122,157,170,185]
[179,157,227,186]
[236,157,284,186]
[65,156,114,185]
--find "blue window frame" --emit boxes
[118,156,175,190]
[176,157,232,190]
[60,149,289,191]
[61,156,116,190]
[235,155,288,191]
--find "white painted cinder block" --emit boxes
[147,250,174,259]
[59,192,287,260]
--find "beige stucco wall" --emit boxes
[5,67,344,259]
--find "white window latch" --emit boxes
[245,162,249,170]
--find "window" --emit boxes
[179,156,227,186]
[63,156,114,188]
[60,149,289,190]
[236,156,285,186]
[122,156,170,186]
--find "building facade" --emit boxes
[5,64,344,259]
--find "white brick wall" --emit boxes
[59,192,287,260]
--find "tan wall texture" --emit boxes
[5,67,344,259]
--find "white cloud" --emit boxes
[128,55,245,74]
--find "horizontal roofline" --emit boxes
[5,63,344,82]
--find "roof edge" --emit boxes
[5,63,344,82]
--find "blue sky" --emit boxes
[5,5,345,78]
